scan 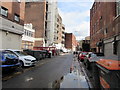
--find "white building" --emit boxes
[22,24,35,50]
[45,0,58,46]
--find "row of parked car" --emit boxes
[0,49,58,71]
[76,51,120,88]
[77,51,104,69]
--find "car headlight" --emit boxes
[24,59,31,61]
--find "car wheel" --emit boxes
[81,59,84,62]
[19,61,24,67]
[86,61,90,69]
[48,53,51,58]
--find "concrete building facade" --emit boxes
[0,1,25,49]
[61,24,65,47]
[90,1,120,60]
[54,14,65,49]
[45,0,58,47]
[65,33,77,51]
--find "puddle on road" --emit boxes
[49,59,89,89]
[49,71,89,88]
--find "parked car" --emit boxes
[78,52,88,62]
[5,49,37,67]
[60,48,68,53]
[84,53,104,69]
[0,50,20,70]
[23,49,52,59]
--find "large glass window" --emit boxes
[0,7,8,17]
[116,0,120,16]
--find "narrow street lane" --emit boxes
[3,53,73,88]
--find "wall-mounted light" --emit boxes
[6,31,9,35]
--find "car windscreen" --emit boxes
[15,51,28,56]
[0,51,17,61]
[91,54,97,58]
[82,52,87,55]
[0,51,8,61]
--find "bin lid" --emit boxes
[96,59,120,70]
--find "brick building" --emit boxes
[25,0,59,47]
[65,33,77,51]
[0,1,25,49]
[90,1,120,60]
[77,36,90,52]
[25,2,46,47]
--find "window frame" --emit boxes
[14,13,20,22]
[116,0,120,16]
[0,6,8,17]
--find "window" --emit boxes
[46,2,48,11]
[99,16,102,29]
[30,32,31,37]
[104,28,108,35]
[57,24,59,28]
[113,41,118,55]
[31,33,33,37]
[27,31,29,36]
[45,30,47,37]
[29,31,31,37]
[57,18,59,22]
[16,0,21,2]
[45,22,47,29]
[116,0,120,16]
[0,7,8,17]
[25,30,27,35]
[14,14,20,22]
[24,30,26,35]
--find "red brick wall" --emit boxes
[65,33,72,49]
[1,2,25,25]
[90,2,117,49]
[65,33,77,50]
[25,2,46,47]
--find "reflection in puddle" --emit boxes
[49,58,89,89]
[50,68,89,89]
[25,77,34,82]
[51,76,64,89]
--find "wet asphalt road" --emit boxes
[2,53,73,88]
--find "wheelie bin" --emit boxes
[96,59,120,88]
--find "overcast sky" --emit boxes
[58,0,94,40]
